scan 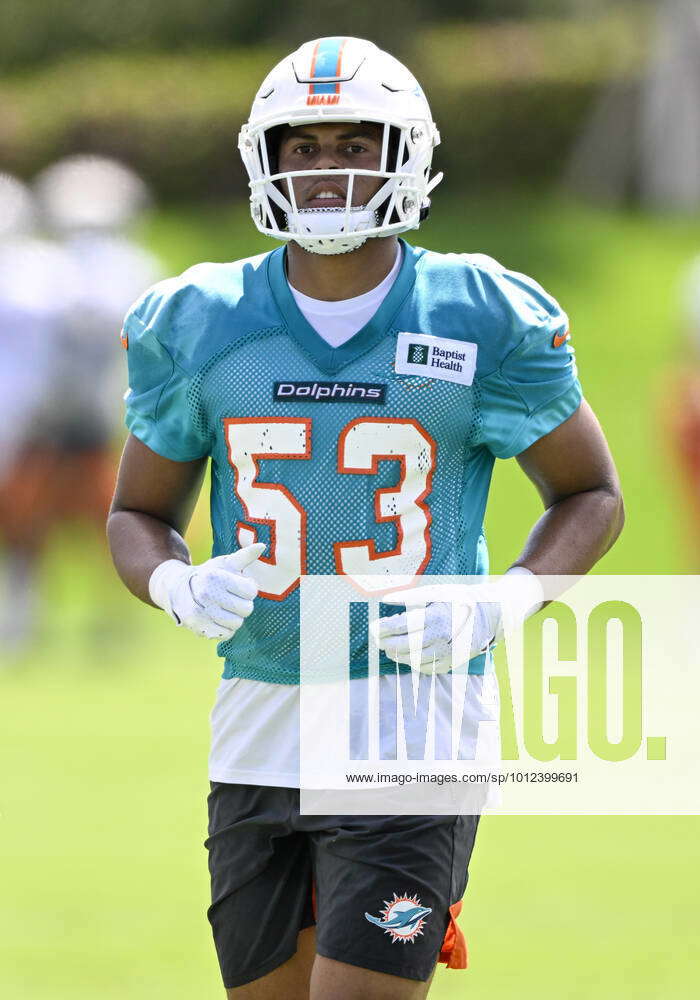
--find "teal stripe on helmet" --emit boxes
[310,37,345,95]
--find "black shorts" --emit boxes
[205,782,480,988]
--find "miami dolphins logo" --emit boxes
[364,892,432,944]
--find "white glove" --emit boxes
[148,542,265,640]
[371,567,544,675]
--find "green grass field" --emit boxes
[1,191,699,998]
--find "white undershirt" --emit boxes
[208,248,499,788]
[288,246,402,346]
[209,671,499,788]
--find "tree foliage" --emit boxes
[0,0,613,69]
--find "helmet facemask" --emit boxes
[249,121,431,255]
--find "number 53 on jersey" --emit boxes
[225,416,436,600]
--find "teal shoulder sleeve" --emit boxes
[476,268,582,458]
[122,292,209,462]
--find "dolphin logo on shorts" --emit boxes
[364,892,432,943]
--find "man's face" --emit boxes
[276,123,385,210]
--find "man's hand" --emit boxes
[371,570,543,675]
[371,591,496,675]
[148,542,265,640]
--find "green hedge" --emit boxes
[0,15,646,199]
[0,1,607,71]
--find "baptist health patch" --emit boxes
[395,332,477,386]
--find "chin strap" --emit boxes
[285,206,378,256]
[299,238,367,256]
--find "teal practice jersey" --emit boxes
[122,240,581,683]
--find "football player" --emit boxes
[31,155,162,520]
[0,174,82,649]
[0,159,161,653]
[108,38,623,1000]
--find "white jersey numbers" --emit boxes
[224,417,310,601]
[335,417,435,580]
[224,416,436,599]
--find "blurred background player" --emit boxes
[0,173,82,650]
[32,154,162,470]
[0,173,43,478]
[0,158,162,653]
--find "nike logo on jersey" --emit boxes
[552,330,570,348]
[395,332,477,386]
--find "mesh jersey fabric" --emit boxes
[122,240,581,684]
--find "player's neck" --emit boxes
[285,236,399,302]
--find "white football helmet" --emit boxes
[238,37,442,255]
[33,154,151,234]
[0,173,36,239]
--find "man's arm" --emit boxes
[107,434,208,606]
[108,434,262,641]
[512,400,624,575]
